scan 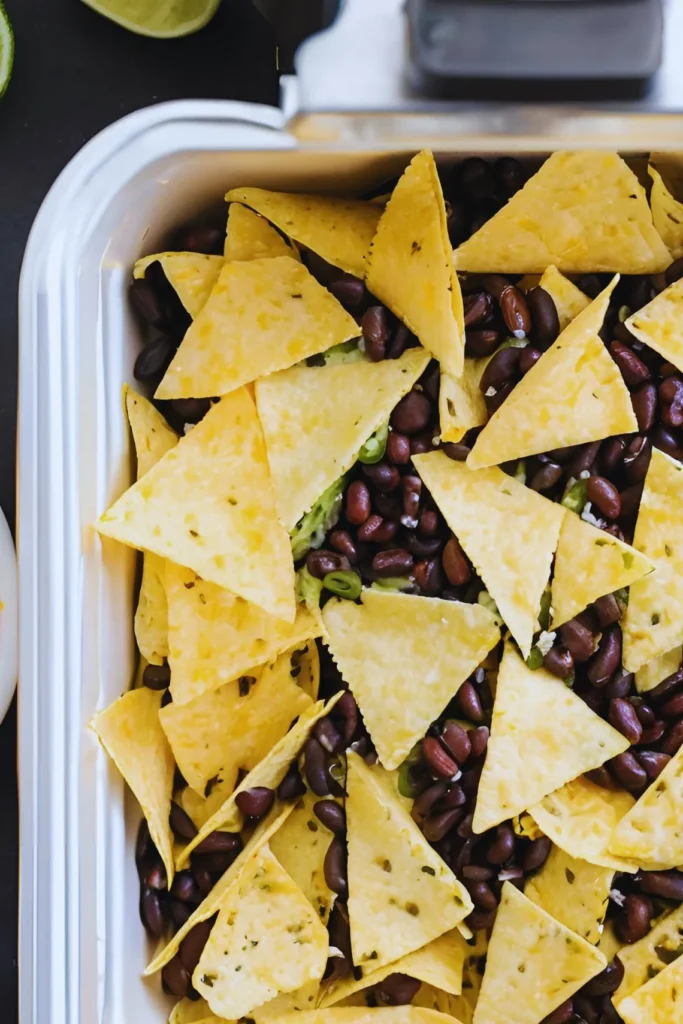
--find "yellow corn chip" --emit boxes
[413,453,564,658]
[626,278,683,375]
[156,256,359,400]
[178,776,237,831]
[97,389,296,623]
[551,510,653,628]
[472,882,606,1024]
[293,640,320,700]
[453,151,671,274]
[473,645,629,834]
[166,561,319,704]
[617,955,683,1024]
[274,1009,458,1024]
[616,902,683,1003]
[177,696,340,867]
[538,266,591,331]
[468,277,637,469]
[366,150,465,377]
[224,202,299,262]
[224,188,380,278]
[322,590,499,770]
[609,744,683,868]
[160,649,312,795]
[636,646,683,694]
[124,384,178,479]
[439,363,487,444]
[529,777,638,873]
[524,844,613,944]
[649,165,683,260]
[623,448,683,672]
[256,348,429,532]
[148,807,294,975]
[247,982,322,1022]
[91,687,175,888]
[169,997,219,1024]
[269,788,337,925]
[134,252,223,319]
[598,921,624,964]
[192,844,328,1019]
[518,274,541,292]
[346,752,472,971]
[447,932,488,1024]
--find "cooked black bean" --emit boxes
[413,782,448,819]
[465,908,497,932]
[376,973,422,1006]
[313,800,346,835]
[442,536,471,586]
[193,831,243,855]
[462,865,494,881]
[529,461,562,492]
[600,437,627,476]
[372,549,414,577]
[608,697,643,744]
[479,347,521,394]
[465,329,501,358]
[391,390,433,435]
[329,530,358,563]
[485,380,515,414]
[387,323,415,360]
[582,958,625,997]
[487,824,515,865]
[466,879,498,911]
[329,274,365,310]
[567,441,601,478]
[423,808,465,842]
[235,787,274,819]
[314,717,344,756]
[460,157,498,200]
[324,837,348,898]
[192,862,214,894]
[640,720,667,745]
[386,431,411,465]
[130,277,171,331]
[357,515,398,544]
[304,737,331,796]
[414,558,443,595]
[588,627,622,687]
[168,900,192,928]
[540,1000,574,1024]
[639,870,683,900]
[136,818,152,872]
[140,885,166,938]
[418,509,440,536]
[170,800,198,841]
[659,375,683,404]
[662,391,683,428]
[592,594,622,628]
[653,425,683,461]
[500,287,531,339]
[630,697,656,728]
[660,691,683,718]
[334,690,359,744]
[401,475,422,528]
[307,549,349,580]
[441,721,472,765]
[362,461,402,492]
[660,719,683,755]
[558,619,598,663]
[586,476,621,520]
[170,398,211,425]
[609,340,651,387]
[647,666,683,704]
[162,955,192,999]
[408,533,443,559]
[632,382,657,433]
[344,480,371,526]
[573,994,600,1024]
[176,224,223,254]
[523,836,552,872]
[143,661,171,690]
[178,918,215,974]
[409,432,436,455]
[458,681,485,723]
[610,752,648,791]
[616,894,653,943]
[519,346,542,375]
[666,255,683,285]
[619,483,644,520]
[494,156,526,197]
[584,765,616,790]
[171,870,200,904]
[160,690,172,708]
[460,765,483,796]
[277,762,307,800]
[468,726,490,759]
[527,286,560,349]
[361,306,391,361]
[436,784,467,811]
[481,274,511,301]
[200,851,237,876]
[543,645,574,680]
[145,862,167,890]
[463,291,495,327]
[422,736,459,779]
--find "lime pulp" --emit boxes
[81,0,221,38]
[0,2,14,99]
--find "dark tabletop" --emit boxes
[0,0,287,1015]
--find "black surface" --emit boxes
[0,1,280,1017]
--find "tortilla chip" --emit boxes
[256,348,429,532]
[615,902,683,1002]
[538,266,591,332]
[134,252,223,319]
[649,165,683,260]
[274,1009,458,1024]
[269,788,337,926]
[623,448,683,672]
[169,998,219,1024]
[91,687,175,888]
[609,744,683,868]
[322,590,499,770]
[293,640,320,700]
[145,804,293,974]
[551,510,653,628]
[636,646,683,694]
[597,920,624,964]
[224,202,299,262]
[524,844,613,944]
[616,955,683,1024]
[472,882,606,1024]
[453,151,671,274]
[178,775,237,831]
[224,188,380,278]
[468,277,637,469]
[446,932,488,1024]
[626,278,683,375]
[413,453,564,658]
[177,696,340,867]
[166,561,319,704]
[155,256,359,400]
[366,150,465,377]
[192,844,328,1019]
[346,752,472,971]
[97,388,296,623]
[473,645,629,834]
[529,777,639,873]
[439,363,487,444]
[124,384,178,479]
[160,649,312,795]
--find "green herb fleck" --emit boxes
[405,902,420,916]
[421,866,436,876]
[622,551,634,570]
[565,868,576,884]
[652,613,661,625]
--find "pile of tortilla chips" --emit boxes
[92,148,683,1024]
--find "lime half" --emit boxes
[81,0,221,38]
[0,3,14,99]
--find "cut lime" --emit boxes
[81,0,221,38]
[0,2,14,99]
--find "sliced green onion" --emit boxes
[371,575,414,593]
[618,305,631,323]
[477,590,501,622]
[614,587,629,611]
[561,478,588,514]
[513,459,526,485]
[563,668,576,688]
[296,567,323,608]
[290,475,346,560]
[358,422,389,465]
[398,761,423,798]
[329,756,347,784]
[323,570,362,600]
[497,336,529,350]
[538,588,552,632]
[526,647,544,670]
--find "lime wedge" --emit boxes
[0,3,14,99]
[81,0,221,38]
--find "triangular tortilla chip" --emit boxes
[177,696,341,868]
[91,687,175,888]
[124,384,178,479]
[623,448,683,672]
[615,901,683,1003]
[551,510,653,628]
[166,561,319,704]
[269,789,337,926]
[160,648,313,795]
[616,955,683,1024]
[538,265,591,332]
[256,348,429,532]
[134,252,223,319]
[530,777,638,873]
[145,804,293,975]
[97,389,296,623]
[224,188,380,279]
[649,165,683,260]
[453,151,671,274]
[224,202,299,262]
[636,646,683,694]
[169,997,219,1023]
[320,929,467,1007]
[597,920,624,964]
[274,1010,458,1024]
[609,744,683,869]
[192,844,328,1019]
[293,640,320,700]
[413,453,564,657]
[346,752,472,971]
[468,277,637,469]
[473,646,629,834]
[366,150,465,377]
[322,590,499,770]
[472,883,606,1024]
[155,256,359,400]
[439,362,487,444]
[178,775,237,831]
[524,844,613,944]
[626,278,683,375]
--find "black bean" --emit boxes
[632,382,657,433]
[586,476,621,520]
[441,721,472,765]
[479,347,521,394]
[639,870,683,900]
[519,346,542,375]
[361,306,391,361]
[423,808,465,842]
[659,376,683,405]
[462,865,494,881]
[588,627,623,687]
[610,752,648,791]
[659,719,683,756]
[436,784,467,811]
[465,329,501,359]
[199,851,237,877]
[523,836,552,872]
[541,1000,574,1024]
[140,885,166,938]
[314,800,346,835]
[175,224,223,254]
[527,287,560,349]
[442,536,471,586]
[585,766,616,790]
[616,894,653,943]
[422,737,459,779]
[500,287,531,340]
[170,398,211,425]
[376,973,422,1006]
[619,483,644,521]
[329,274,366,310]
[277,762,307,800]
[145,861,167,890]
[542,645,574,680]
[130,277,171,331]
[559,619,598,663]
[168,900,192,928]
[577,274,603,298]
[469,726,490,759]
[329,530,358,563]
[357,515,397,544]
[460,157,498,200]
[465,879,498,911]
[193,831,243,855]
[413,782,448,819]
[136,818,152,872]
[666,255,683,285]
[487,824,515,865]
[608,697,643,744]
[171,870,200,904]
[143,661,171,690]
[592,594,622,628]
[582,958,625,997]
[409,432,437,455]
[463,291,495,327]
[660,692,683,719]
[610,340,651,387]
[630,697,656,728]
[648,667,683,704]
[653,425,683,461]
[662,392,683,429]
[162,955,192,999]
[465,908,497,932]
[408,533,443,559]
[235,787,274,820]
[334,690,360,744]
[418,509,440,536]
[386,432,411,465]
[458,682,485,723]
[192,861,214,894]
[414,558,443,595]
[600,437,627,476]
[304,737,331,796]
[387,323,415,360]
[362,461,402,492]
[307,549,349,580]
[324,837,348,898]
[392,390,433,435]
[170,800,198,841]
[529,461,562,492]
[178,918,214,974]
[372,549,414,577]
[639,720,667,745]
[401,475,422,528]
[493,156,526,197]
[573,994,600,1024]
[485,380,515,415]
